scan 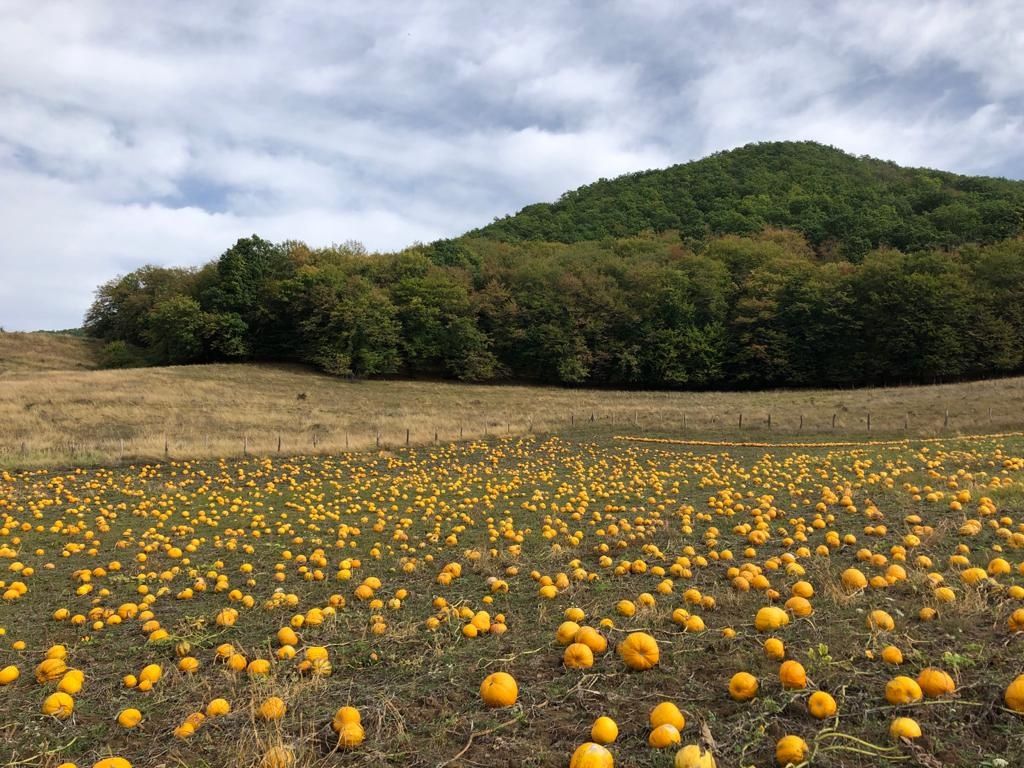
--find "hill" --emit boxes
[0,330,100,375]
[472,141,1024,256]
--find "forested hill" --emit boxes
[82,142,1024,390]
[472,141,1024,256]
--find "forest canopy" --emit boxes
[84,141,1024,389]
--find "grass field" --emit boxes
[4,333,1024,468]
[0,331,101,375]
[1,432,1024,768]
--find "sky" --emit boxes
[1,1,1023,331]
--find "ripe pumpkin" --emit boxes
[728,671,758,702]
[650,701,686,731]
[0,665,19,685]
[763,638,785,661]
[35,658,67,683]
[1004,674,1024,712]
[889,717,922,740]
[807,691,837,719]
[649,723,682,748]
[591,715,618,744]
[779,660,807,690]
[93,759,132,768]
[885,676,923,705]
[117,708,143,728]
[775,735,808,766]
[918,667,955,697]
[337,721,365,749]
[139,663,162,684]
[557,621,581,646]
[575,626,608,654]
[258,696,287,720]
[480,671,518,708]
[754,606,789,632]
[261,746,295,768]
[617,632,659,671]
[867,610,895,631]
[564,642,595,669]
[177,656,200,673]
[332,705,361,732]
[206,698,231,717]
[881,645,903,665]
[42,691,74,718]
[569,742,614,768]
[674,744,716,768]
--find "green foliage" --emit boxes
[97,340,147,369]
[472,141,1024,254]
[82,142,1024,389]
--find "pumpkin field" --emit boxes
[2,431,1024,768]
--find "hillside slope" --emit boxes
[0,331,100,374]
[472,141,1024,255]
[2,361,1023,466]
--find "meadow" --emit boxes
[2,429,1024,768]
[5,332,1024,468]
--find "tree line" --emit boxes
[84,228,1024,389]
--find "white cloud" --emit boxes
[0,0,1022,330]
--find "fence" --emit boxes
[1,404,1020,468]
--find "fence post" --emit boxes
[767,413,772,430]
[798,414,803,432]
[571,412,575,427]
[277,434,282,454]
[345,432,349,450]
[406,428,410,446]
[119,438,124,461]
[683,413,687,430]
[905,413,909,431]
[434,430,438,444]
[989,406,993,424]
[831,413,836,431]
[633,409,638,426]
[376,431,380,448]
[738,413,743,429]
[459,422,463,439]
[590,411,595,422]
[944,409,949,429]
[243,434,248,456]
[164,434,169,458]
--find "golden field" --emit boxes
[4,333,1024,467]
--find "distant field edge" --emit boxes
[614,431,1024,449]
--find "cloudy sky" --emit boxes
[2,0,1023,330]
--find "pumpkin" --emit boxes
[277,626,299,646]
[918,667,955,697]
[617,632,659,670]
[763,638,785,661]
[178,656,200,673]
[258,696,287,720]
[139,663,162,684]
[569,742,614,768]
[247,659,272,677]
[775,735,808,766]
[881,646,903,665]
[117,708,143,728]
[557,621,581,646]
[1009,609,1024,632]
[0,665,19,685]
[841,568,867,591]
[867,610,895,631]
[754,606,789,632]
[206,698,231,717]
[337,721,365,749]
[564,642,595,669]
[575,626,608,654]
[889,717,922,740]
[674,744,716,768]
[93,759,132,768]
[779,660,807,690]
[332,705,361,731]
[1005,674,1024,712]
[261,746,295,768]
[42,691,74,718]
[807,690,837,719]
[35,658,67,683]
[650,701,686,731]
[649,723,682,748]
[58,670,84,695]
[480,671,518,708]
[591,716,618,744]
[885,676,923,705]
[729,672,758,702]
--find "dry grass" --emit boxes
[4,360,1024,466]
[0,331,101,374]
